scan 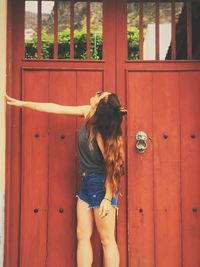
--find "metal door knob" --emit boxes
[136,131,148,153]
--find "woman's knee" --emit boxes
[76,226,93,241]
[98,231,116,246]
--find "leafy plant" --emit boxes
[25,26,139,60]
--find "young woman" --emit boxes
[5,91,127,267]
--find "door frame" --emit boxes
[4,0,200,266]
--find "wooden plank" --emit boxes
[6,0,25,266]
[20,71,49,267]
[116,0,128,266]
[103,0,116,90]
[124,61,200,70]
[153,72,182,267]
[4,0,13,265]
[127,71,155,267]
[180,71,200,267]
[47,71,77,267]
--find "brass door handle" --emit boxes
[135,131,148,153]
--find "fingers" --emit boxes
[4,93,23,107]
[6,101,15,105]
[99,199,111,219]
[101,208,109,218]
[4,92,8,99]
[4,92,13,101]
[4,93,19,104]
[99,203,103,217]
[6,101,17,106]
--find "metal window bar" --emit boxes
[38,0,42,58]
[156,0,160,60]
[171,0,176,59]
[139,1,143,60]
[186,0,192,59]
[54,1,58,59]
[86,0,91,59]
[30,0,194,61]
[70,0,75,59]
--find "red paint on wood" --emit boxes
[103,0,116,90]
[5,1,200,267]
[116,1,128,266]
[127,71,155,267]
[153,72,182,267]
[180,71,200,267]
[19,70,105,267]
[4,0,17,266]
[47,71,77,266]
[5,0,25,267]
[20,71,49,267]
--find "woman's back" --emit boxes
[77,125,105,175]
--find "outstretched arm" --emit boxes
[5,92,90,117]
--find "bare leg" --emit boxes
[94,207,119,267]
[76,198,94,267]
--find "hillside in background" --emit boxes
[26,2,184,33]
[25,2,103,33]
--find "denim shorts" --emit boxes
[76,172,119,211]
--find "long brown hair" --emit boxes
[86,93,127,196]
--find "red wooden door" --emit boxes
[6,1,125,267]
[5,1,200,267]
[127,68,200,267]
[21,70,104,267]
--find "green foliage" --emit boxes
[25,34,38,59]
[25,26,139,60]
[127,26,140,60]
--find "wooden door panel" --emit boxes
[21,71,50,267]
[47,71,77,267]
[127,71,155,267]
[180,72,200,267]
[153,72,181,267]
[20,70,104,267]
[127,70,200,267]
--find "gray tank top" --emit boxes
[77,125,105,174]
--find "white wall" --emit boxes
[0,0,7,265]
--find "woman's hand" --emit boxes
[5,92,24,107]
[99,198,112,218]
